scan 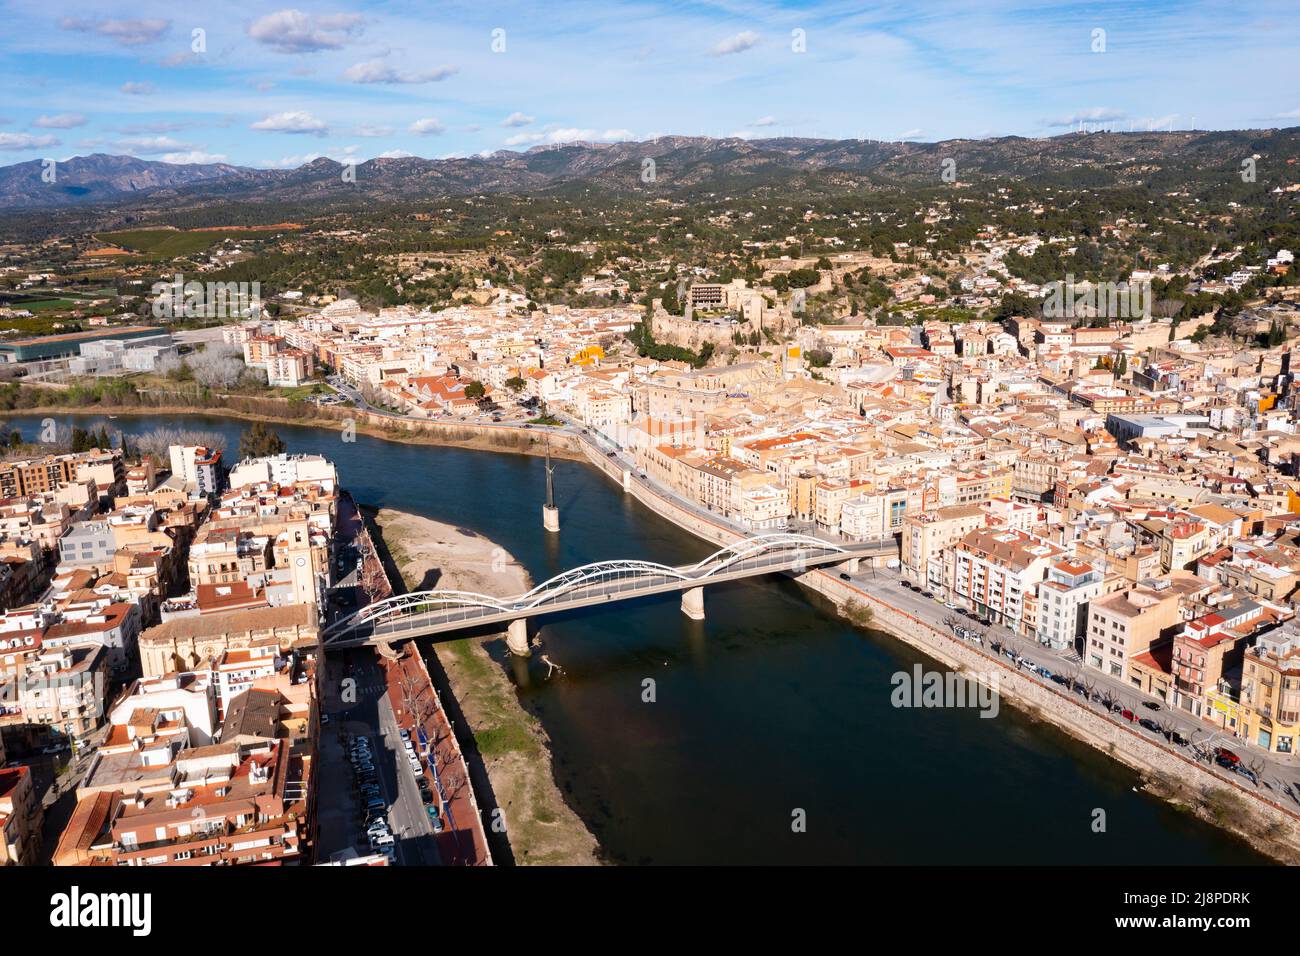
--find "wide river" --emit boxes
[15,413,1268,864]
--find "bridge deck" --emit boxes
[322,537,895,649]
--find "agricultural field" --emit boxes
[94,226,301,259]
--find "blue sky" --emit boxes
[0,0,1296,168]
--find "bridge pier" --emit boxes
[840,557,860,575]
[506,619,531,657]
[542,504,560,533]
[681,586,705,621]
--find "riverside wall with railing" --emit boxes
[573,436,1300,859]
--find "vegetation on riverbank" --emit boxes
[368,507,601,866]
[1,382,587,461]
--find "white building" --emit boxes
[1037,560,1104,651]
[227,454,338,493]
[168,445,223,499]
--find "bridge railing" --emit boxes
[322,539,867,645]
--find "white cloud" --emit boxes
[376,149,413,159]
[751,116,778,127]
[260,145,360,168]
[502,112,535,128]
[713,31,759,56]
[1042,107,1127,128]
[408,118,445,135]
[115,136,188,153]
[34,113,87,129]
[351,124,394,137]
[0,133,59,150]
[251,110,328,135]
[160,51,199,68]
[248,9,364,53]
[59,17,169,46]
[897,128,923,140]
[121,82,155,95]
[343,60,457,84]
[161,150,228,165]
[504,132,544,146]
[545,128,633,144]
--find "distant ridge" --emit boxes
[0,129,1296,211]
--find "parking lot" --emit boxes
[317,650,440,865]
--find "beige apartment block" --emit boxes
[901,506,986,588]
[1084,581,1182,682]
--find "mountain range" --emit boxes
[0,129,1296,213]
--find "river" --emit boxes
[12,412,1268,864]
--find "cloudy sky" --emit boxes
[0,0,1296,168]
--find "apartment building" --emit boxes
[901,505,986,588]
[0,766,42,865]
[188,529,273,587]
[1239,626,1300,755]
[108,672,219,747]
[949,528,1064,637]
[0,642,109,745]
[58,737,305,866]
[168,445,224,500]
[1084,581,1182,682]
[57,520,116,571]
[1037,560,1104,651]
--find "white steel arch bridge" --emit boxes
[320,533,895,650]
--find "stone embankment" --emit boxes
[575,440,1300,861]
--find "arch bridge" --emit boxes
[320,533,894,653]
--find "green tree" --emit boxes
[806,348,833,368]
[239,421,286,460]
[464,380,486,400]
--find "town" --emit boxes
[1,207,1300,866]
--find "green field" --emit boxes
[95,227,299,259]
[21,298,81,312]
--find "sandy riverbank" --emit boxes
[369,507,601,866]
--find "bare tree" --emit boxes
[135,426,227,458]
[189,343,246,388]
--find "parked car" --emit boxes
[1138,718,1161,733]
[1215,747,1240,768]
[427,806,444,833]
[1141,701,1161,711]
[1120,709,1136,722]
[839,572,851,580]
[1168,731,1189,747]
